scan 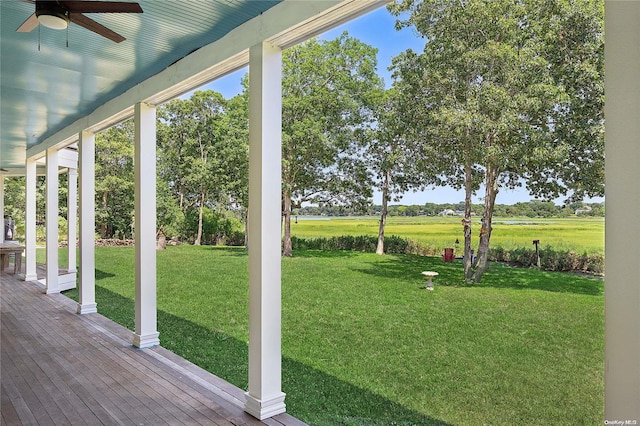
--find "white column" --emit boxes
[24,158,38,281]
[45,148,59,294]
[133,102,159,349]
[604,1,640,422]
[244,41,286,420]
[77,131,97,314]
[0,175,4,244]
[67,168,77,273]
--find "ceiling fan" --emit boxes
[16,0,143,43]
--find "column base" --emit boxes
[44,283,60,294]
[244,392,286,420]
[77,302,97,315]
[22,273,38,282]
[133,332,160,349]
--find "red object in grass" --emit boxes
[442,248,454,262]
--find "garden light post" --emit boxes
[532,239,540,268]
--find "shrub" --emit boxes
[291,235,605,275]
[489,245,604,274]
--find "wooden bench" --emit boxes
[0,243,25,275]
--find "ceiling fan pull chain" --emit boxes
[38,25,40,52]
[66,25,69,48]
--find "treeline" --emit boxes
[298,200,604,218]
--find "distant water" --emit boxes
[493,220,554,225]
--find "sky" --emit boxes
[200,6,602,207]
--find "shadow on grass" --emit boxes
[181,247,602,296]
[188,246,363,260]
[290,249,361,259]
[348,252,603,296]
[86,285,449,426]
[200,246,248,256]
[96,269,116,280]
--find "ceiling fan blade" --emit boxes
[16,12,38,32]
[70,13,126,43]
[61,1,142,14]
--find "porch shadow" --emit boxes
[349,253,603,296]
[95,268,116,280]
[63,286,450,426]
[288,249,361,259]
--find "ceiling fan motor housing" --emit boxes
[35,2,69,30]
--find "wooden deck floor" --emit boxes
[1,267,305,426]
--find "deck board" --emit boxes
[1,268,305,426]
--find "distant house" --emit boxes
[440,209,456,216]
[575,205,592,215]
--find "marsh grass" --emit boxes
[292,216,604,255]
[61,245,603,425]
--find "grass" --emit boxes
[62,245,604,425]
[291,216,605,254]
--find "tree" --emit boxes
[531,0,605,202]
[156,175,184,238]
[3,177,24,235]
[281,33,383,256]
[366,87,431,254]
[224,81,250,248]
[158,90,249,245]
[158,91,223,245]
[389,0,604,282]
[95,122,135,239]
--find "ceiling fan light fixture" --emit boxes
[36,4,69,30]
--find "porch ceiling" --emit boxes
[0,0,385,171]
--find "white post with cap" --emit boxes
[45,147,59,294]
[77,130,97,314]
[133,102,160,349]
[24,157,38,281]
[244,41,286,420]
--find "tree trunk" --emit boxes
[282,192,293,257]
[376,170,391,255]
[100,191,108,238]
[244,207,249,250]
[194,192,205,246]
[473,165,499,282]
[462,164,474,282]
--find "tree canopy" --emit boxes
[280,33,383,256]
[158,90,248,245]
[389,0,604,281]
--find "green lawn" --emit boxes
[291,216,605,254]
[63,246,604,425]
